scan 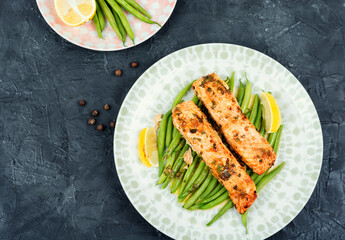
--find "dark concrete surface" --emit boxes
[0,0,344,239]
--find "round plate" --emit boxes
[36,0,176,51]
[113,43,323,239]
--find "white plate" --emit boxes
[113,43,323,239]
[36,0,176,51]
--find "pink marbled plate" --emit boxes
[36,0,176,51]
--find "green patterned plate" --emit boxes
[113,43,323,240]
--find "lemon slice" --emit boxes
[54,0,96,27]
[138,127,159,167]
[145,127,159,167]
[260,92,281,133]
[138,128,151,167]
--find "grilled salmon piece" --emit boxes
[192,73,276,175]
[172,101,256,214]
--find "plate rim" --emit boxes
[113,43,323,239]
[36,0,177,51]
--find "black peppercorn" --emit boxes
[115,69,122,76]
[131,62,138,68]
[88,118,96,125]
[92,110,99,117]
[96,124,104,132]
[79,100,86,106]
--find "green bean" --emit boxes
[173,139,185,153]
[163,132,181,160]
[116,0,161,27]
[172,81,195,108]
[162,165,180,188]
[266,133,270,140]
[95,0,105,30]
[229,71,235,93]
[256,122,262,132]
[200,191,229,210]
[224,77,230,85]
[180,156,200,194]
[157,110,172,176]
[241,79,252,112]
[254,169,268,185]
[249,95,259,123]
[254,101,262,130]
[189,165,209,187]
[250,172,258,181]
[198,187,227,205]
[179,160,206,198]
[162,144,189,189]
[206,199,233,226]
[241,211,248,234]
[170,165,187,193]
[164,143,189,182]
[246,168,253,175]
[273,125,284,153]
[156,152,176,185]
[172,126,178,137]
[163,163,185,189]
[257,162,285,193]
[259,119,266,136]
[244,110,251,118]
[191,94,199,105]
[178,164,208,202]
[205,183,223,199]
[198,176,218,200]
[124,0,152,19]
[237,80,245,105]
[171,98,184,138]
[188,204,201,211]
[94,1,105,37]
[180,165,209,202]
[105,0,135,44]
[268,132,277,146]
[184,171,213,209]
[97,0,123,41]
[112,9,126,45]
[165,115,173,147]
[92,9,103,39]
[171,151,195,193]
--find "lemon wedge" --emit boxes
[145,127,159,167]
[138,127,159,167]
[260,92,281,133]
[54,0,96,27]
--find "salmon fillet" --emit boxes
[192,73,276,175]
[172,101,257,214]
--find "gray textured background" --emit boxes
[0,0,344,239]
